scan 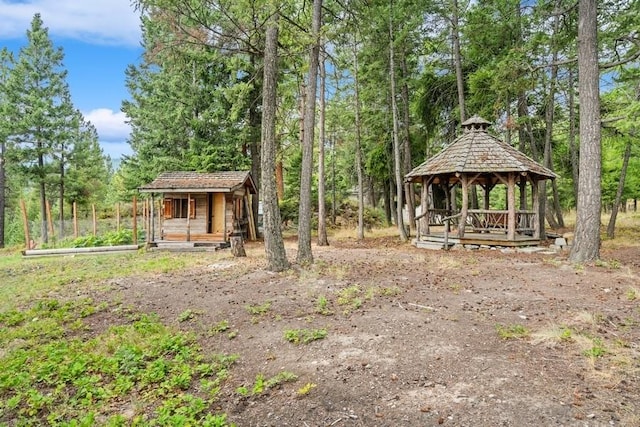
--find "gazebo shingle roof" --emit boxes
[406,116,557,182]
[139,171,257,194]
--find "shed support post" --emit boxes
[186,193,191,242]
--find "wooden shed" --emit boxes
[139,171,257,246]
[405,116,557,249]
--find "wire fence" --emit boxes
[14,198,154,249]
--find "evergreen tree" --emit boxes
[7,14,74,243]
[0,48,14,248]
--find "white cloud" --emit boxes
[85,108,133,159]
[85,108,130,141]
[0,0,141,46]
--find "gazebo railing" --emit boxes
[466,209,536,233]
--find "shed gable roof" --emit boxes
[139,171,257,194]
[406,116,557,182]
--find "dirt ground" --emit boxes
[91,237,640,426]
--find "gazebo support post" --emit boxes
[421,177,431,236]
[507,173,516,240]
[459,174,468,238]
[531,177,540,239]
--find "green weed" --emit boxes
[297,382,317,396]
[315,295,333,316]
[583,338,607,358]
[245,301,271,316]
[496,324,530,340]
[284,328,328,345]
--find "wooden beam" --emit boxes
[507,173,516,240]
[531,177,540,239]
[459,175,469,238]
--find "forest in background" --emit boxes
[0,0,639,258]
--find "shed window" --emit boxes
[163,197,196,219]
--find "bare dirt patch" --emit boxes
[88,239,640,426]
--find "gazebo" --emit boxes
[405,116,557,248]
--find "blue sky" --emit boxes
[1,0,143,160]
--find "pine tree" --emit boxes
[7,14,74,243]
[0,48,14,248]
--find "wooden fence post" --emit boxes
[116,202,121,231]
[46,200,55,239]
[92,204,97,236]
[73,202,79,238]
[20,199,31,249]
[132,196,138,245]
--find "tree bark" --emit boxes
[452,0,466,123]
[389,3,407,242]
[317,52,329,246]
[568,67,579,204]
[570,0,601,262]
[38,141,48,244]
[606,140,631,238]
[400,51,415,234]
[297,0,322,265]
[353,42,365,241]
[0,139,5,248]
[249,53,262,236]
[261,11,289,272]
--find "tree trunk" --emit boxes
[59,153,65,238]
[297,0,322,265]
[261,11,289,272]
[568,67,579,204]
[570,0,601,262]
[606,140,631,238]
[400,51,415,235]
[37,144,48,244]
[353,42,365,241]
[452,0,466,123]
[0,139,5,248]
[383,179,392,226]
[389,3,407,242]
[317,52,329,246]
[249,54,262,236]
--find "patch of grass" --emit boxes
[496,323,530,340]
[531,325,573,347]
[337,285,363,314]
[297,382,317,396]
[284,328,328,345]
[315,295,333,316]
[245,301,271,316]
[178,309,201,322]
[625,287,640,301]
[0,252,219,313]
[208,320,230,336]
[583,338,607,358]
[595,259,621,269]
[0,300,237,425]
[238,371,298,396]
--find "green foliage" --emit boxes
[245,301,271,316]
[0,301,237,425]
[496,324,530,340]
[315,295,333,316]
[283,328,327,345]
[583,338,607,358]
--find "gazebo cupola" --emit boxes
[405,115,557,248]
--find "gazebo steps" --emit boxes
[413,238,456,250]
[415,233,542,249]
